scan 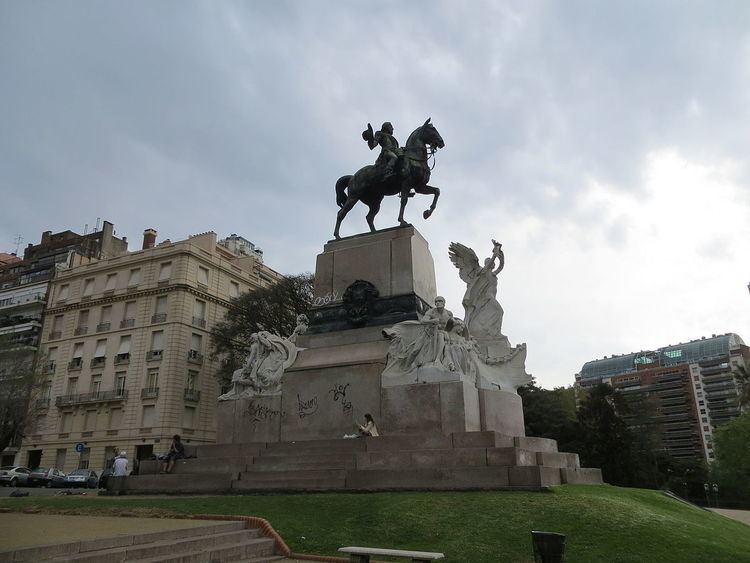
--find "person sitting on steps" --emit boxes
[357,413,379,437]
[160,434,185,474]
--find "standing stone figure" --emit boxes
[448,240,505,339]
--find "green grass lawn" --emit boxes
[1,485,748,562]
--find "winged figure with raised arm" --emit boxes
[448,240,505,339]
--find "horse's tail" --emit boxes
[336,175,352,208]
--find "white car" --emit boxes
[0,466,31,487]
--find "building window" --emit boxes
[153,296,168,323]
[70,343,84,369]
[191,333,202,353]
[58,284,70,301]
[55,448,67,469]
[158,262,172,282]
[76,310,89,333]
[104,273,117,291]
[141,405,155,427]
[194,299,206,320]
[116,336,131,363]
[60,412,73,433]
[82,278,95,297]
[128,268,141,287]
[115,372,126,394]
[65,377,78,396]
[84,409,97,430]
[703,425,710,431]
[183,406,196,428]
[52,315,63,333]
[109,407,123,429]
[47,347,58,372]
[700,409,706,414]
[122,301,136,327]
[150,331,163,353]
[197,266,209,286]
[93,339,107,359]
[230,281,240,298]
[146,368,159,390]
[99,305,112,329]
[186,370,198,391]
[90,375,102,396]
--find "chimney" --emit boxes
[142,228,157,250]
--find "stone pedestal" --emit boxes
[309,226,437,333]
[478,388,526,436]
[217,396,283,443]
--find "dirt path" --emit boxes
[0,513,223,550]
[709,508,750,527]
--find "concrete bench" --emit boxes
[339,546,445,562]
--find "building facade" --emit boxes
[0,221,128,465]
[19,229,280,473]
[575,333,749,462]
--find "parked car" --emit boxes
[0,466,31,487]
[27,467,66,488]
[98,467,113,489]
[64,469,98,488]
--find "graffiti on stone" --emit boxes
[313,290,341,307]
[328,382,353,415]
[297,394,319,419]
[244,401,284,425]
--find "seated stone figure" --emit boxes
[218,325,300,400]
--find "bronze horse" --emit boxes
[334,118,445,239]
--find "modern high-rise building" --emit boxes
[575,333,749,462]
[18,229,280,473]
[0,221,128,465]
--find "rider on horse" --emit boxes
[362,122,402,178]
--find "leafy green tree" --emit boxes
[711,412,750,505]
[519,381,581,453]
[210,273,314,387]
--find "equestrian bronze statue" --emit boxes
[334,118,445,239]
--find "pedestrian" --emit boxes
[160,434,185,474]
[112,451,129,476]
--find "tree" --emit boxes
[711,412,750,506]
[210,273,314,387]
[734,362,750,408]
[519,381,582,453]
[0,338,47,455]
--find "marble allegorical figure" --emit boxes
[218,319,306,400]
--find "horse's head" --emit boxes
[420,117,445,150]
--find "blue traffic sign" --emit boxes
[74,442,85,453]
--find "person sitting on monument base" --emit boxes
[160,434,185,474]
[357,413,379,437]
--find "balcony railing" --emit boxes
[192,317,206,328]
[120,318,135,328]
[96,322,111,332]
[141,387,159,399]
[184,388,201,402]
[90,356,106,369]
[187,350,204,364]
[42,361,56,374]
[74,326,88,336]
[68,358,83,371]
[35,397,50,409]
[146,350,163,361]
[151,313,167,323]
[114,353,130,365]
[55,389,128,407]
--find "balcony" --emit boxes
[35,397,50,409]
[114,353,130,365]
[68,358,83,371]
[96,322,111,333]
[120,318,135,329]
[55,389,128,407]
[184,388,201,402]
[141,387,159,399]
[192,317,206,328]
[74,326,88,336]
[187,350,204,364]
[42,361,56,374]
[48,330,62,340]
[151,313,167,324]
[146,350,163,361]
[90,356,106,369]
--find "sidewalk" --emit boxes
[0,513,223,550]
[709,508,750,527]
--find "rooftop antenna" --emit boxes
[12,234,23,254]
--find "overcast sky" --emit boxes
[2,1,749,388]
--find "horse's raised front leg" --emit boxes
[415,184,440,219]
[334,197,358,240]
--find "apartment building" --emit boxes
[575,333,749,462]
[19,229,280,472]
[0,221,128,465]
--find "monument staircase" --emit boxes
[119,431,601,494]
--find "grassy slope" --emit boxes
[1,485,748,562]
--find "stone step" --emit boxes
[169,457,249,475]
[363,434,454,451]
[116,474,234,494]
[345,466,512,490]
[356,447,488,469]
[536,451,580,469]
[560,467,603,484]
[51,529,261,562]
[239,469,348,480]
[249,457,355,471]
[196,443,266,458]
[264,440,366,453]
[451,431,515,449]
[513,436,558,453]
[232,473,346,491]
[136,537,276,563]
